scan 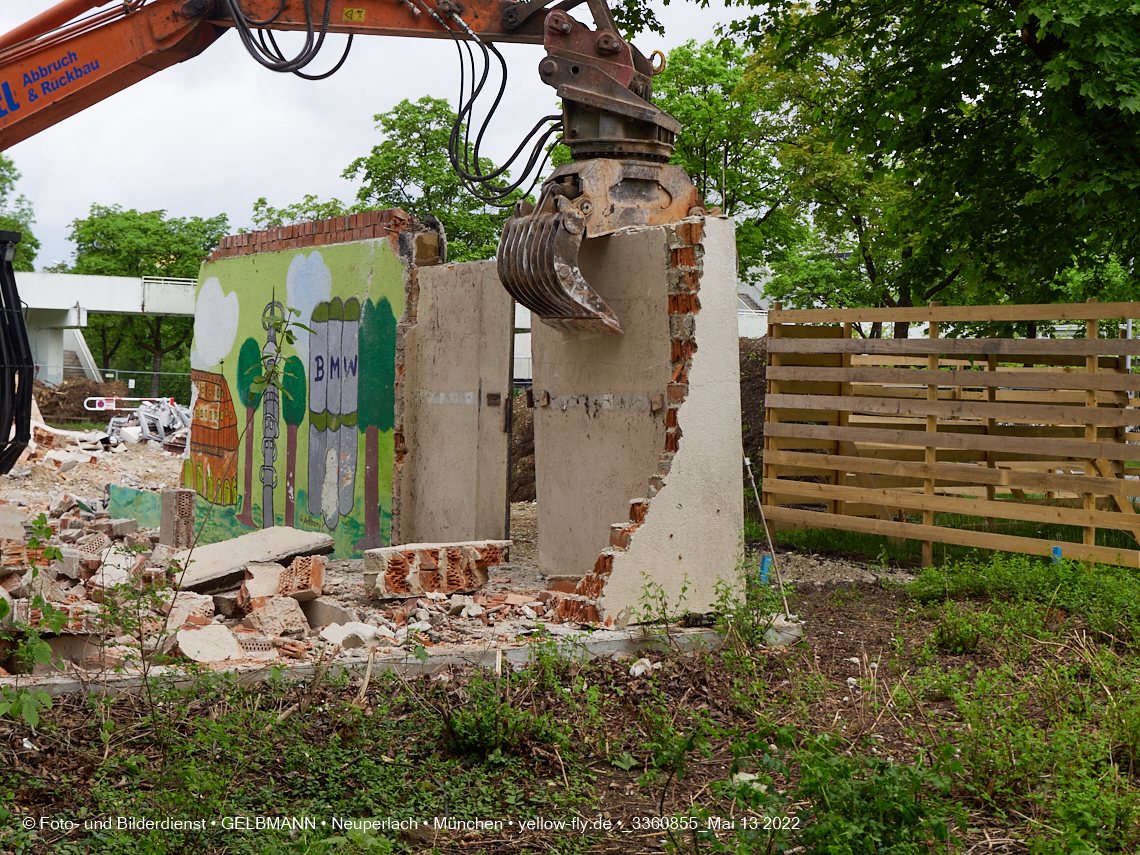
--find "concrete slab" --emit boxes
[176,625,244,663]
[173,527,334,593]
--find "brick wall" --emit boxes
[209,209,428,260]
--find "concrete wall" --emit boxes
[603,218,744,617]
[184,210,441,557]
[532,217,743,623]
[532,231,672,577]
[394,260,512,544]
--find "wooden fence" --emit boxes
[761,302,1140,567]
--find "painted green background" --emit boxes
[182,239,405,557]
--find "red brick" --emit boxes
[629,500,648,525]
[610,525,633,549]
[667,383,688,403]
[593,553,614,576]
[549,580,578,594]
[665,429,680,452]
[575,575,606,599]
[665,408,679,428]
[671,246,695,267]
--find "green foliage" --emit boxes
[733,0,1140,310]
[909,553,1140,642]
[345,96,521,262]
[653,40,800,280]
[357,297,396,432]
[63,204,227,398]
[715,547,786,650]
[794,735,955,853]
[250,194,351,230]
[236,336,264,410]
[435,670,569,759]
[0,153,38,271]
[929,601,988,655]
[0,516,63,729]
[62,204,228,279]
[281,354,307,427]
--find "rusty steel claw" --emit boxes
[498,185,622,337]
[498,158,702,338]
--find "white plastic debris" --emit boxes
[629,657,653,678]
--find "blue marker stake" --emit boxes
[759,553,773,585]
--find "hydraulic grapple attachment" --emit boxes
[499,159,702,337]
[496,4,703,337]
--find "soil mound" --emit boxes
[33,378,129,424]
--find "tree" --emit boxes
[66,205,228,395]
[281,355,306,528]
[0,154,39,271]
[732,1,1140,306]
[250,195,350,230]
[235,337,263,528]
[355,296,396,550]
[653,40,800,280]
[344,96,518,262]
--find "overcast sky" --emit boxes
[0,0,749,269]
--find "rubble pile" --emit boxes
[0,502,593,678]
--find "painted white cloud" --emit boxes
[286,251,333,367]
[190,277,240,369]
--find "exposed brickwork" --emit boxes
[209,209,421,260]
[389,262,422,546]
[540,220,705,625]
[278,554,325,602]
[363,540,510,599]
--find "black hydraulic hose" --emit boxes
[225,0,335,74]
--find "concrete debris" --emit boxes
[237,562,282,610]
[319,621,394,649]
[300,597,357,629]
[364,540,509,599]
[176,624,244,663]
[241,596,308,638]
[173,526,334,593]
[163,591,216,633]
[764,614,804,647]
[0,505,27,540]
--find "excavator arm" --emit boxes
[1,0,700,352]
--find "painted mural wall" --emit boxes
[184,236,405,557]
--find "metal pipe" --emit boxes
[0,0,110,53]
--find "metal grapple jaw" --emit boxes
[498,159,702,338]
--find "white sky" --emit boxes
[0,0,749,269]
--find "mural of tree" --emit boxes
[355,296,396,550]
[281,355,306,528]
[235,337,264,527]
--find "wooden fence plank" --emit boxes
[766,479,1140,537]
[766,393,1140,428]
[763,450,1140,498]
[763,421,1139,462]
[768,301,1140,325]
[762,506,1140,568]
[766,365,1140,393]
[768,338,1140,357]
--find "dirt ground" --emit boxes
[3,439,186,513]
[32,379,129,424]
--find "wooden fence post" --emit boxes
[924,304,939,566]
[1085,299,1099,552]
[762,303,782,519]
